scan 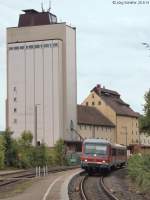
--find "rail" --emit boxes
[0,165,79,188]
[80,174,119,200]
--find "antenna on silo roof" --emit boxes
[41,1,44,12]
[47,0,51,12]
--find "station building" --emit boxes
[81,84,140,146]
[6,9,79,147]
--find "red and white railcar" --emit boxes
[81,139,127,172]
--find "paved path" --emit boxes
[4,168,82,200]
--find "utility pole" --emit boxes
[34,104,40,146]
[125,126,128,147]
[125,126,128,161]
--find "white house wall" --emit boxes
[7,40,63,147]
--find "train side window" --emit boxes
[112,148,116,156]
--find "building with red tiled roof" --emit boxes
[82,84,140,146]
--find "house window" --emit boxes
[84,125,86,130]
[86,102,88,106]
[9,47,13,50]
[53,43,58,47]
[44,44,49,48]
[35,45,40,48]
[29,45,33,49]
[14,87,16,91]
[14,46,19,50]
[14,97,17,102]
[14,108,17,113]
[13,119,17,124]
[92,102,95,106]
[132,138,134,143]
[92,94,94,98]
[98,101,101,105]
[20,46,24,50]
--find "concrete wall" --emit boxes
[77,124,115,143]
[7,23,77,146]
[64,26,77,141]
[7,40,63,146]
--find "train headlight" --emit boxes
[85,159,87,162]
[102,160,106,163]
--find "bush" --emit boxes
[1,130,69,169]
[53,139,67,166]
[128,154,150,192]
[3,129,18,167]
[16,131,34,168]
[0,136,5,169]
[32,144,49,167]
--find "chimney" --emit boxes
[96,84,101,95]
[90,84,101,95]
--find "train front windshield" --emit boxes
[84,143,107,155]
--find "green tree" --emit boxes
[0,135,5,169]
[17,131,33,168]
[32,144,49,167]
[20,131,33,146]
[3,129,18,166]
[54,139,66,165]
[140,89,150,134]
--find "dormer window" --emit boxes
[98,101,101,105]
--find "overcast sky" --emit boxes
[0,0,150,130]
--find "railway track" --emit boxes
[80,174,119,200]
[0,165,79,188]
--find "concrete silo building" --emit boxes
[6,9,79,147]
